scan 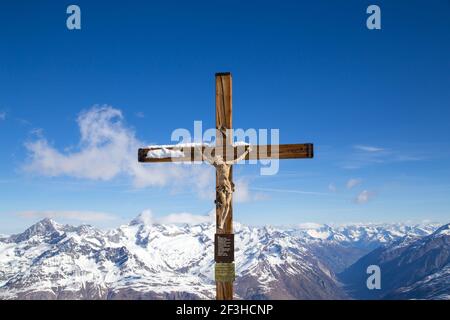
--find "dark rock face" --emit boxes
[236,264,347,300]
[10,218,61,243]
[339,224,450,300]
[309,243,378,274]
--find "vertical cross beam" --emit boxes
[215,72,234,300]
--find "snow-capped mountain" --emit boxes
[339,223,450,300]
[289,223,439,273]
[0,216,444,300]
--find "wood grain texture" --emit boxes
[215,73,233,300]
[138,143,313,163]
[215,73,233,235]
[216,282,233,301]
[215,72,232,146]
[247,143,314,160]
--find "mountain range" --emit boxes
[0,215,448,300]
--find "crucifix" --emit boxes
[138,73,313,300]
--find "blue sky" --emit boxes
[1,0,449,233]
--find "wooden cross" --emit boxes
[138,73,313,300]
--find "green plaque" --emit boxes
[215,263,235,282]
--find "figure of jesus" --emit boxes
[200,145,251,232]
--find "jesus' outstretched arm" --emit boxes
[225,146,252,165]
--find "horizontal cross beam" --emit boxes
[138,143,313,163]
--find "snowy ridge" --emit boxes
[0,216,443,300]
[288,222,438,245]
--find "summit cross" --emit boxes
[138,72,314,300]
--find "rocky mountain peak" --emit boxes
[11,218,61,243]
[129,210,154,226]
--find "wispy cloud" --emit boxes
[251,187,329,196]
[297,222,323,229]
[135,209,214,225]
[17,210,118,222]
[346,178,362,189]
[353,145,384,152]
[0,111,6,121]
[354,190,375,204]
[340,144,424,169]
[234,179,268,202]
[29,128,44,137]
[17,118,31,126]
[328,183,337,192]
[159,211,213,224]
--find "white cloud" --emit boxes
[0,111,5,120]
[30,128,44,137]
[234,179,268,203]
[346,178,362,189]
[158,211,214,224]
[23,105,213,193]
[251,187,328,196]
[353,145,384,152]
[297,222,323,229]
[131,209,154,224]
[342,144,423,169]
[134,209,214,225]
[355,190,375,204]
[17,210,118,222]
[328,183,337,192]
